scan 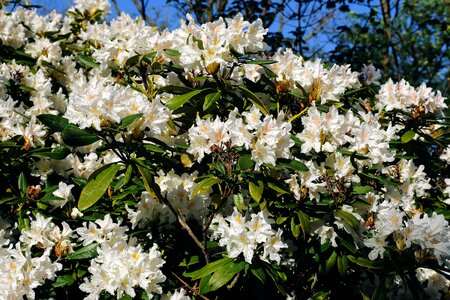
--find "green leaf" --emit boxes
[250,265,266,283]
[192,176,221,197]
[53,274,75,287]
[18,172,27,195]
[337,255,348,275]
[117,113,143,129]
[135,162,160,200]
[267,182,290,195]
[238,86,270,115]
[237,155,254,170]
[278,159,309,172]
[297,210,310,238]
[249,180,264,202]
[347,255,383,269]
[144,143,166,153]
[19,85,36,92]
[165,89,204,110]
[77,55,100,68]
[361,172,398,187]
[291,217,300,238]
[37,114,69,133]
[184,257,232,280]
[245,59,277,65]
[233,193,245,211]
[61,126,99,146]
[353,185,373,195]
[78,164,120,211]
[335,210,360,229]
[325,251,337,272]
[31,147,71,160]
[164,49,181,56]
[203,91,221,111]
[202,259,247,293]
[401,130,415,143]
[67,243,98,260]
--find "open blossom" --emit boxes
[211,208,287,263]
[0,244,62,299]
[80,243,166,299]
[187,106,293,169]
[51,181,75,208]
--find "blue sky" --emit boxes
[32,0,180,28]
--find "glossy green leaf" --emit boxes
[297,210,310,238]
[245,59,277,65]
[78,164,120,211]
[353,185,373,195]
[192,176,221,196]
[117,113,143,129]
[203,91,221,111]
[37,114,69,133]
[401,130,415,143]
[237,155,254,170]
[335,210,360,229]
[279,159,309,172]
[250,265,266,283]
[347,255,383,269]
[53,275,75,287]
[291,217,300,238]
[337,255,348,275]
[184,257,232,280]
[325,251,337,272]
[202,259,247,293]
[163,49,181,56]
[238,86,270,115]
[233,193,245,211]
[165,89,204,110]
[31,147,71,160]
[67,243,98,260]
[61,126,99,146]
[18,172,27,195]
[77,55,100,68]
[249,180,264,202]
[144,143,166,153]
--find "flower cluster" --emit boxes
[0,1,449,299]
[211,209,288,264]
[188,106,293,169]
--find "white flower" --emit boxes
[364,233,387,260]
[70,207,84,219]
[51,181,74,208]
[314,225,338,247]
[261,229,288,264]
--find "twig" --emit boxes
[110,0,121,16]
[171,272,210,300]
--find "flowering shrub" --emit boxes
[0,0,449,299]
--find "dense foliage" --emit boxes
[0,0,449,299]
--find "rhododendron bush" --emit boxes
[1,0,450,299]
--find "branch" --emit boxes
[110,0,120,16]
[131,0,156,26]
[380,0,401,80]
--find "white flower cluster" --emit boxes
[80,243,166,300]
[377,79,447,113]
[211,209,288,264]
[76,215,166,299]
[0,215,71,299]
[65,74,172,135]
[269,49,361,103]
[169,13,267,70]
[156,170,211,221]
[127,170,212,228]
[188,106,293,169]
[297,106,399,165]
